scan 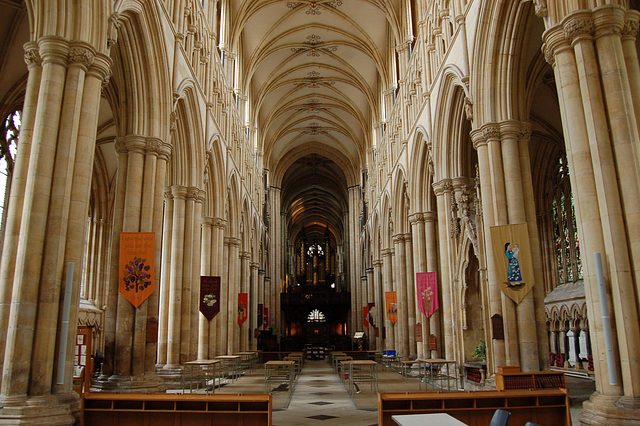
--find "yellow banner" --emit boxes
[119,232,155,308]
[490,223,534,304]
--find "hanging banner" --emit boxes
[200,276,221,320]
[257,304,264,329]
[416,272,439,318]
[119,232,155,308]
[385,291,398,324]
[490,223,535,304]
[263,307,269,329]
[364,306,369,328]
[238,293,248,325]
[367,302,376,329]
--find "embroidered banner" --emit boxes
[416,272,439,318]
[263,307,269,329]
[119,232,155,308]
[257,304,263,329]
[490,223,535,304]
[364,306,369,328]
[238,293,248,325]
[200,276,221,320]
[385,291,398,324]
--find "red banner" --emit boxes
[257,304,263,329]
[119,232,155,308]
[385,291,398,324]
[364,306,369,328]
[416,272,439,318]
[238,293,248,325]
[200,276,221,320]
[263,307,269,328]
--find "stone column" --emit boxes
[544,8,640,422]
[404,233,417,357]
[409,213,428,358]
[166,185,186,368]
[365,267,375,349]
[372,260,384,350]
[250,261,259,350]
[432,180,455,360]
[157,190,173,367]
[227,237,241,354]
[381,249,395,350]
[239,251,251,351]
[392,234,409,357]
[0,36,111,421]
[198,217,213,360]
[424,212,441,359]
[211,218,226,356]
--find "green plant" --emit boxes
[472,339,486,361]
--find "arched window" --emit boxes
[551,156,582,284]
[307,309,326,322]
[0,110,21,248]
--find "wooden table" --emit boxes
[264,360,295,395]
[416,358,458,391]
[183,359,220,393]
[392,413,467,425]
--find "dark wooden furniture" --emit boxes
[378,389,570,426]
[82,392,272,426]
[495,366,566,390]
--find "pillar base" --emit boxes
[91,373,165,393]
[0,393,80,425]
[579,391,640,425]
[156,364,184,390]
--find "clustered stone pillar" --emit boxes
[542,5,640,423]
[100,135,170,392]
[372,259,384,350]
[432,180,455,361]
[392,234,410,357]
[381,248,395,350]
[0,36,110,422]
[469,121,548,373]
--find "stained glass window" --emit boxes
[551,156,582,284]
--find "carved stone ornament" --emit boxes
[542,43,555,67]
[24,48,42,66]
[624,18,640,37]
[533,0,548,18]
[482,125,500,140]
[564,18,594,41]
[107,12,121,48]
[69,46,95,68]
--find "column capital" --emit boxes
[592,5,626,39]
[372,259,383,268]
[432,178,453,196]
[146,137,172,161]
[381,248,394,257]
[542,24,571,66]
[392,234,404,244]
[563,12,595,42]
[623,10,640,39]
[212,217,227,229]
[250,262,260,270]
[115,135,146,155]
[202,216,215,226]
[498,120,522,138]
[68,43,95,70]
[37,36,69,67]
[171,185,188,199]
[409,213,425,225]
[186,186,205,202]
[23,41,41,67]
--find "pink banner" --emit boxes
[416,272,439,318]
[238,293,248,325]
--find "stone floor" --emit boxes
[210,359,595,425]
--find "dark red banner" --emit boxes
[238,293,248,325]
[200,276,221,321]
[263,307,269,329]
[258,304,263,329]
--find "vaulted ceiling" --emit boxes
[231,0,403,244]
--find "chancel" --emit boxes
[0,0,638,425]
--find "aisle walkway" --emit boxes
[273,360,378,426]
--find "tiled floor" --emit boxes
[215,359,594,425]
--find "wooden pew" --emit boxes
[378,389,570,426]
[82,392,271,426]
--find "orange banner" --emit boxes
[385,291,398,324]
[119,232,155,308]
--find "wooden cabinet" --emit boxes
[495,366,566,390]
[378,389,570,426]
[82,393,271,426]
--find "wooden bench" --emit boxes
[378,389,570,426]
[82,392,272,426]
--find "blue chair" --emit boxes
[525,423,541,426]
[490,409,511,426]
